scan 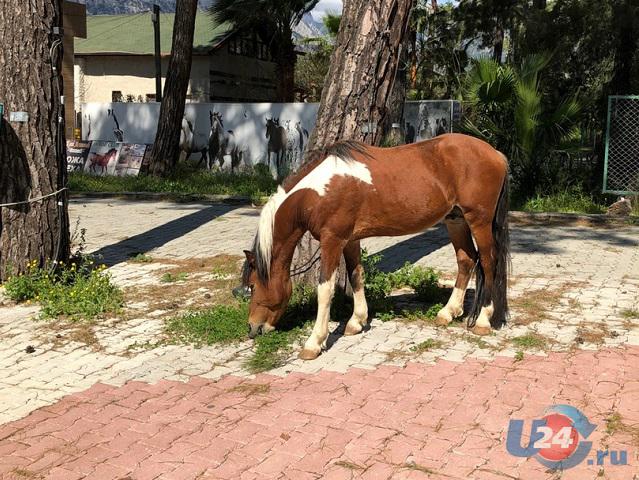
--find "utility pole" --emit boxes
[152,4,162,102]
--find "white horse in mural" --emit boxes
[179,117,209,167]
[209,111,242,172]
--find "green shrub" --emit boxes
[521,187,607,214]
[361,251,443,308]
[3,260,123,320]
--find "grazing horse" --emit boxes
[242,133,510,360]
[89,148,118,174]
[266,118,287,177]
[209,112,241,171]
[179,117,209,168]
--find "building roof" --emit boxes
[75,11,233,55]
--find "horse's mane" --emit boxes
[243,140,372,284]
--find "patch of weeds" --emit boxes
[3,259,123,321]
[160,272,189,283]
[520,187,607,214]
[463,334,491,349]
[620,308,639,319]
[246,326,309,373]
[605,412,639,446]
[514,351,525,362]
[361,250,445,313]
[229,383,270,396]
[11,469,40,479]
[165,303,248,346]
[399,304,444,323]
[511,333,549,350]
[404,462,438,474]
[334,460,365,471]
[129,253,153,263]
[510,282,578,325]
[575,325,609,345]
[410,338,444,353]
[377,310,396,322]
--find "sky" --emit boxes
[311,0,342,21]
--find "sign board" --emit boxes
[66,140,92,172]
[115,144,147,176]
[9,111,28,122]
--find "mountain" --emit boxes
[85,1,211,15]
[85,1,326,41]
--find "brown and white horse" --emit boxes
[242,133,510,360]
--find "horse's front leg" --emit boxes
[299,234,346,360]
[343,241,368,336]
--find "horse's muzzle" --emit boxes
[248,324,264,339]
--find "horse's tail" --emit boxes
[469,171,510,328]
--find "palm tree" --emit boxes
[210,0,319,102]
[462,53,582,197]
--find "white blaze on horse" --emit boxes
[242,133,510,360]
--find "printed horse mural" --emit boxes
[88,148,118,175]
[242,134,510,360]
[209,111,242,172]
[179,117,209,168]
[266,118,287,178]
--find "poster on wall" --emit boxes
[66,140,92,172]
[84,141,122,176]
[403,101,458,143]
[115,143,147,176]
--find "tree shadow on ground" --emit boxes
[90,204,240,266]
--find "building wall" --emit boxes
[74,47,279,105]
[208,47,277,102]
[75,55,212,103]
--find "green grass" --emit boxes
[620,308,639,319]
[514,351,525,362]
[3,259,123,321]
[129,253,153,263]
[68,163,277,198]
[519,188,607,214]
[160,272,188,283]
[511,333,548,350]
[165,303,249,346]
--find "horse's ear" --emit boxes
[243,250,255,266]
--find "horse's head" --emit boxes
[209,111,224,130]
[242,249,292,338]
[265,117,274,139]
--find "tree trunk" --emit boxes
[0,0,69,281]
[275,26,297,102]
[493,25,504,64]
[293,0,415,288]
[148,0,197,176]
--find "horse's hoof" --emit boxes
[344,322,363,336]
[298,348,320,361]
[471,325,492,336]
[435,310,452,326]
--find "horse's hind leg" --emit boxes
[436,210,477,326]
[466,218,497,335]
[343,240,368,336]
[299,234,346,360]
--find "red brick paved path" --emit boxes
[1,348,638,480]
